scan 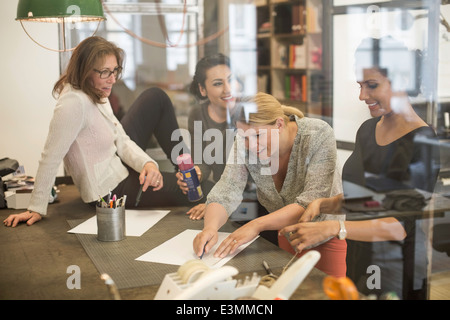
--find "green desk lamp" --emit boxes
[16,0,106,51]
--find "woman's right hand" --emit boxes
[141,162,163,191]
[193,227,218,258]
[176,165,202,194]
[279,220,340,253]
[3,210,42,227]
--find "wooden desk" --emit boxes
[0,184,327,300]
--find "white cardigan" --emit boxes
[28,85,157,215]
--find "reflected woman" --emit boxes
[281,36,440,299]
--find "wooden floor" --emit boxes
[429,212,450,300]
[430,270,450,300]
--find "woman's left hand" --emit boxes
[140,162,163,191]
[279,220,340,253]
[3,211,42,227]
[214,221,260,258]
[186,203,206,220]
[299,199,322,222]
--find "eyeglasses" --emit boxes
[93,67,122,79]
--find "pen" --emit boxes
[263,260,275,277]
[199,241,208,259]
[135,177,146,207]
[98,196,107,207]
[112,194,117,208]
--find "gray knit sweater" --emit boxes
[207,116,343,224]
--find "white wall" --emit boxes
[0,1,61,177]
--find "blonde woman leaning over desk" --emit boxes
[193,92,346,278]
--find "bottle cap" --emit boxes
[177,154,194,171]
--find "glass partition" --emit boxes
[59,0,450,300]
[329,0,450,300]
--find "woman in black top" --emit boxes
[281,36,440,299]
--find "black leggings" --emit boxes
[120,87,185,166]
[112,87,204,208]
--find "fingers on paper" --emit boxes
[193,232,214,257]
[215,237,240,258]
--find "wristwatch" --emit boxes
[338,220,347,240]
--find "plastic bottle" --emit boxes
[177,154,203,202]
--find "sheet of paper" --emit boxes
[67,209,170,237]
[135,229,258,268]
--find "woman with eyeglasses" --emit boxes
[4,36,190,227]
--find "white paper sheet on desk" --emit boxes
[67,209,170,237]
[135,229,259,268]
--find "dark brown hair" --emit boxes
[189,53,230,100]
[53,36,125,104]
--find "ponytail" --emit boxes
[281,105,304,119]
[232,92,303,126]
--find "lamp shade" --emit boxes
[16,0,105,23]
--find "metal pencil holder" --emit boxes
[96,205,126,242]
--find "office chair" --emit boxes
[433,223,450,257]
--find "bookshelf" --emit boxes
[256,0,324,116]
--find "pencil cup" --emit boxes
[96,206,126,242]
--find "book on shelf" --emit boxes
[273,43,306,69]
[273,4,292,34]
[291,4,306,34]
[283,74,307,102]
[258,21,271,34]
[306,0,322,33]
[273,3,308,35]
[273,43,288,68]
[290,43,306,69]
[271,1,323,35]
[309,73,323,103]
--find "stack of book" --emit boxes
[284,74,307,102]
[273,43,306,69]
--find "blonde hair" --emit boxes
[233,92,304,126]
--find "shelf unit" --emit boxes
[256,0,324,116]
